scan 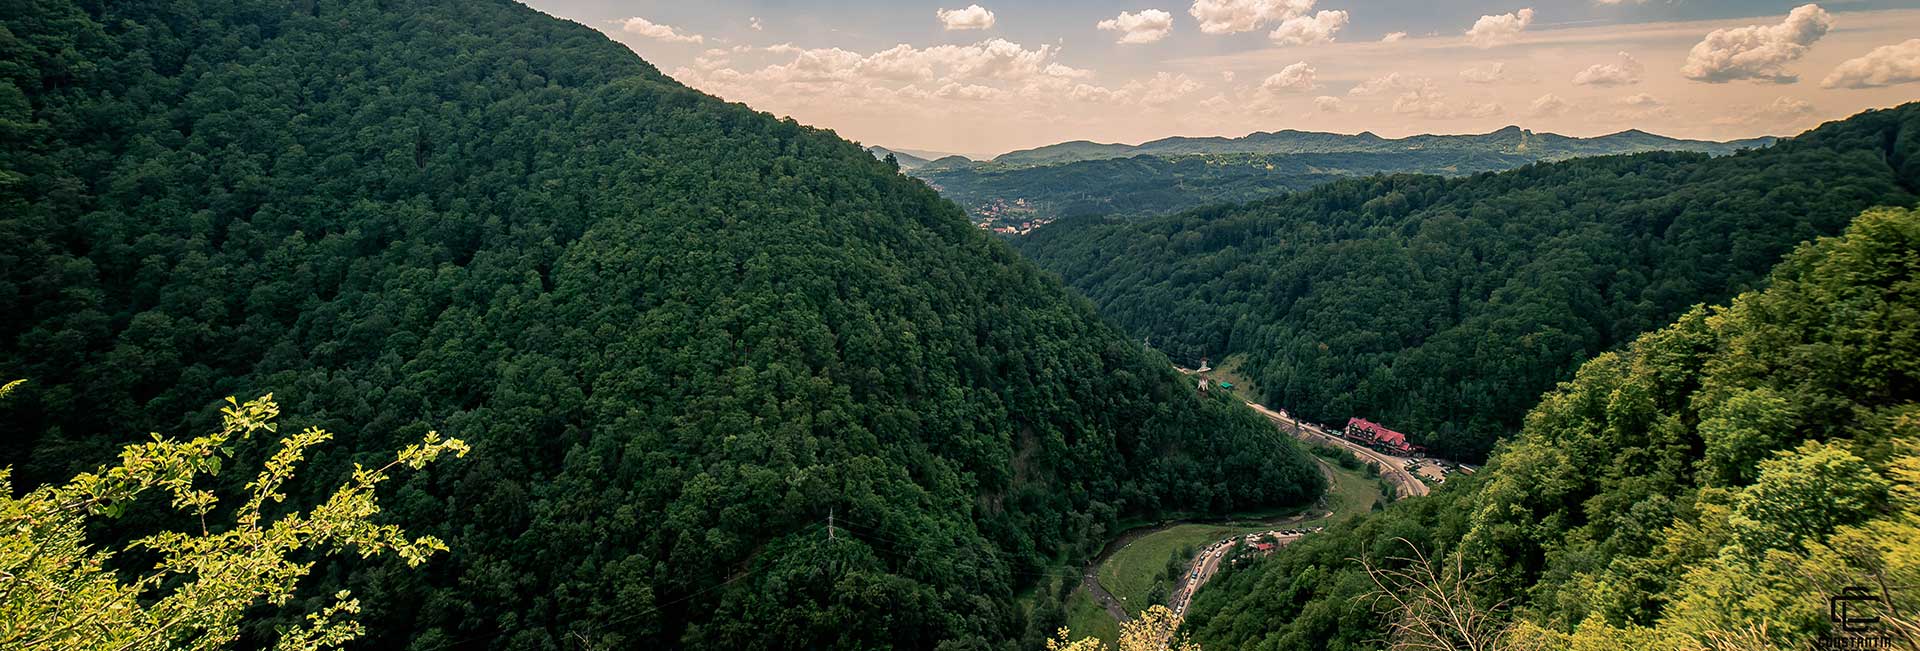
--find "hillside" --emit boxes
[1016,103,1920,460]
[0,0,1324,648]
[919,149,1538,225]
[866,146,932,170]
[921,128,1773,224]
[1185,205,1920,650]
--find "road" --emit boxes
[1238,399,1431,499]
[1166,529,1305,616]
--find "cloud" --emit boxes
[1348,72,1413,96]
[750,17,763,31]
[1261,62,1319,92]
[616,17,704,44]
[1529,93,1570,117]
[936,82,1003,101]
[1460,63,1507,84]
[1821,38,1920,88]
[1573,51,1644,86]
[1467,8,1534,48]
[1618,93,1662,108]
[1188,0,1315,35]
[1381,31,1407,43]
[1098,9,1176,44]
[937,5,996,30]
[1269,10,1349,46]
[1314,95,1351,112]
[1681,3,1832,83]
[1712,96,1818,126]
[1116,72,1204,106]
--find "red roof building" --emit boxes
[1345,417,1421,454]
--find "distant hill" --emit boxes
[991,126,1773,168]
[865,145,931,170]
[920,126,1776,224]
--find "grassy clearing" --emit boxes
[1206,353,1261,402]
[1093,455,1386,616]
[1064,587,1120,643]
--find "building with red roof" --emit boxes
[1344,417,1422,455]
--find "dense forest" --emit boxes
[1018,104,1920,460]
[1185,205,1920,651]
[0,0,1324,648]
[916,150,1533,224]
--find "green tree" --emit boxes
[0,394,467,650]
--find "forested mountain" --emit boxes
[1018,104,1920,460]
[989,126,1771,168]
[919,128,1772,224]
[919,149,1539,225]
[0,0,1324,648]
[1185,205,1920,651]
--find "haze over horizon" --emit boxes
[532,0,1920,159]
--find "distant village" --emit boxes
[967,198,1054,235]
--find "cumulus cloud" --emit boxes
[750,16,763,31]
[1315,95,1351,112]
[1381,31,1407,43]
[1117,72,1204,106]
[1347,72,1413,96]
[1573,51,1644,86]
[1681,4,1832,83]
[1618,93,1663,108]
[1529,93,1570,117]
[937,4,997,30]
[617,17,704,44]
[1821,38,1920,88]
[1467,8,1534,48]
[1098,9,1176,44]
[1261,62,1319,92]
[1460,63,1507,84]
[1269,10,1349,46]
[1188,0,1316,35]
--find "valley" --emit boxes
[5,1,1919,650]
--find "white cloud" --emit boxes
[1595,0,1647,4]
[617,17,704,44]
[1222,71,1237,82]
[1529,93,1570,117]
[937,5,997,31]
[1314,95,1351,112]
[1348,72,1413,96]
[1821,38,1920,88]
[936,82,1003,101]
[1269,10,1349,46]
[1261,62,1319,92]
[1713,96,1818,126]
[1573,51,1644,86]
[1098,9,1176,44]
[1618,93,1663,108]
[1460,63,1507,84]
[1188,0,1315,35]
[1681,4,1832,83]
[1117,72,1204,106]
[1467,8,1534,48]
[1381,31,1407,43]
[750,17,763,31]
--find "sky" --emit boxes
[525,0,1920,159]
